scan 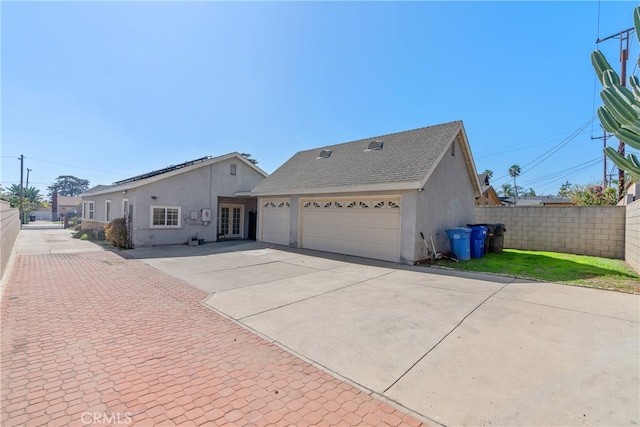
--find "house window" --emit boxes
[105,201,112,222]
[88,201,95,220]
[230,164,237,175]
[82,202,87,219]
[122,199,129,217]
[150,205,181,228]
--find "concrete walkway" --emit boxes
[129,241,640,426]
[1,229,427,426]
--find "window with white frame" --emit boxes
[105,200,112,222]
[88,201,95,220]
[150,205,181,228]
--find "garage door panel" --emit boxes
[304,224,399,244]
[260,199,290,246]
[301,198,401,262]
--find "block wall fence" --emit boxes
[626,199,640,274]
[0,200,20,281]
[474,206,627,260]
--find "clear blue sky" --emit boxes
[2,1,639,198]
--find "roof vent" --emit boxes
[366,140,384,151]
[318,149,332,159]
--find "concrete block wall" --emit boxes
[626,199,640,274]
[1,200,20,280]
[475,206,626,259]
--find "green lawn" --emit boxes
[438,249,640,294]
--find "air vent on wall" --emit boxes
[366,140,384,151]
[318,149,332,159]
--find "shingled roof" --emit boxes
[252,121,480,196]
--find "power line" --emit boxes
[521,158,601,187]
[492,116,596,184]
[26,157,130,176]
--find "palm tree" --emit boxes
[509,164,521,205]
[500,183,514,197]
[482,169,494,180]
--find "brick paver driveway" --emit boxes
[1,233,427,426]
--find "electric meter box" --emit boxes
[201,209,212,221]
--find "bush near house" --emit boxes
[72,228,105,241]
[105,218,127,249]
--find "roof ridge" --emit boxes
[357,120,462,141]
[303,120,462,152]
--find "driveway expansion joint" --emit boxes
[382,280,513,394]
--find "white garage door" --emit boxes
[260,199,291,246]
[301,197,401,262]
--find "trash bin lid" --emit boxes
[446,227,471,238]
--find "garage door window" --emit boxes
[303,199,399,210]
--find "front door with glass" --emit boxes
[219,204,244,239]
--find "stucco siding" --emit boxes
[81,157,266,247]
[416,139,477,260]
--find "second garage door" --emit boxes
[300,197,401,262]
[260,199,291,246]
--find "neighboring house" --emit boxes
[618,181,638,206]
[251,121,482,264]
[52,194,82,219]
[515,196,574,206]
[476,173,501,206]
[33,209,52,221]
[80,153,267,247]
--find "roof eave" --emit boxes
[81,152,268,198]
[251,181,422,197]
[418,122,483,198]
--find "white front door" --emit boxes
[219,204,244,238]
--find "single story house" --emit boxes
[476,173,501,206]
[80,153,267,247]
[251,120,482,264]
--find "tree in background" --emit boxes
[482,169,493,179]
[567,184,618,206]
[240,153,258,165]
[500,183,514,197]
[508,165,521,205]
[3,184,45,218]
[558,181,572,197]
[591,6,640,180]
[47,175,89,198]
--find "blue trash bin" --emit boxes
[468,225,488,258]
[446,227,471,261]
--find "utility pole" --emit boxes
[591,127,612,187]
[596,27,634,201]
[18,155,24,226]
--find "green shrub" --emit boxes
[73,228,105,241]
[105,218,127,248]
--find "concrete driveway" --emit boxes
[130,241,640,426]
